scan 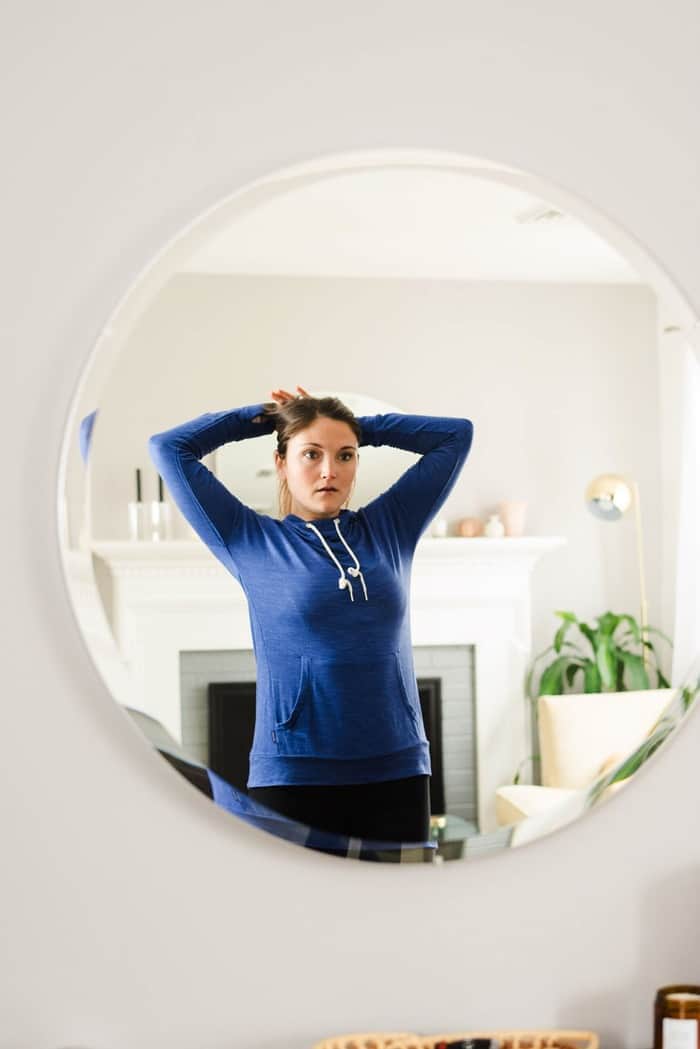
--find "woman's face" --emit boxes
[275,416,359,521]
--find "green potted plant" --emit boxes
[514,610,673,784]
[525,610,671,699]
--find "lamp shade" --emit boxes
[585,473,633,521]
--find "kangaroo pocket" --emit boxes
[274,651,422,759]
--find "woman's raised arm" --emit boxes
[148,403,276,572]
[356,411,474,552]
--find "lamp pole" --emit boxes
[631,480,650,671]
[585,473,650,673]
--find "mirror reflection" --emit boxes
[59,155,699,861]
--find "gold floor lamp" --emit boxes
[585,473,649,672]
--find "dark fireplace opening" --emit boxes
[208,682,256,794]
[208,677,446,813]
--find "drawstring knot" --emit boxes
[305,517,369,603]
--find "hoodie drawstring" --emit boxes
[333,518,369,601]
[305,518,369,602]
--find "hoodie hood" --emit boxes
[282,507,355,536]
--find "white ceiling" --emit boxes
[184,168,643,283]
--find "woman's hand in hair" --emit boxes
[269,385,311,404]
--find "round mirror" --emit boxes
[58,148,699,863]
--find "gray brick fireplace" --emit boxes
[180,644,476,822]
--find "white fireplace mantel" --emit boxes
[91,535,566,831]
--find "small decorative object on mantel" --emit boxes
[458,516,484,537]
[311,1028,600,1049]
[654,985,700,1049]
[498,499,528,537]
[127,467,147,541]
[430,517,449,537]
[148,472,173,542]
[484,513,505,537]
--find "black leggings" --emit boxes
[249,774,431,843]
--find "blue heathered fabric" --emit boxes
[148,403,474,787]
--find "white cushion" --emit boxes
[538,688,674,789]
[509,789,589,847]
[495,784,580,825]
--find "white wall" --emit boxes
[2,4,699,1048]
[88,273,665,666]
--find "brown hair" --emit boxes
[264,395,361,518]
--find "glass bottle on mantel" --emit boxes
[654,986,700,1049]
[127,467,147,541]
[149,473,173,542]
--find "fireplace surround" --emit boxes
[92,533,564,831]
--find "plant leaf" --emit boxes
[597,612,621,637]
[578,621,597,652]
[617,614,641,644]
[609,726,672,783]
[524,644,557,699]
[681,684,699,712]
[554,618,576,654]
[596,635,616,689]
[525,641,587,699]
[618,649,650,690]
[583,661,602,692]
[539,657,569,695]
[640,625,674,647]
[565,663,580,687]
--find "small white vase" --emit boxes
[484,513,505,538]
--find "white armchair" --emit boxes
[495,688,674,826]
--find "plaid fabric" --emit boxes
[128,706,507,862]
[207,769,437,863]
[130,707,437,861]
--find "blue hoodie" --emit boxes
[148,403,474,788]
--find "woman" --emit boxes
[148,385,474,843]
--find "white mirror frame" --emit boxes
[58,147,699,860]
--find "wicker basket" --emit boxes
[312,1029,599,1049]
[311,1035,417,1049]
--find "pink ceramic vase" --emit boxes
[498,500,527,537]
